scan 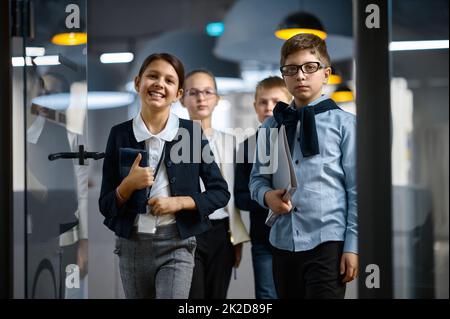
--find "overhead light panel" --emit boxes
[12,57,33,67]
[12,56,60,67]
[389,40,449,51]
[12,55,78,68]
[26,47,45,57]
[33,55,61,66]
[100,52,134,64]
[32,92,135,110]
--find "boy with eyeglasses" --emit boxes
[249,34,358,299]
[181,69,250,299]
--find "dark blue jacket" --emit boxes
[99,118,230,239]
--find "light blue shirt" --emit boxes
[249,95,358,254]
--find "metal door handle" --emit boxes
[48,145,105,165]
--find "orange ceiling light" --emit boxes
[51,32,87,46]
[328,73,342,85]
[331,85,354,103]
[275,12,327,40]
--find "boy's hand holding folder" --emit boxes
[264,125,298,227]
[265,189,293,214]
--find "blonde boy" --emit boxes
[235,77,291,299]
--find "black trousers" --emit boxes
[272,241,346,299]
[189,218,235,299]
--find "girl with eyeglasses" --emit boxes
[180,69,250,299]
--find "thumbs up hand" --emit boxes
[117,153,154,202]
[126,153,154,190]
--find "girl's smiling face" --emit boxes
[135,59,183,111]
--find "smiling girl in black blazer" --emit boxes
[99,53,230,299]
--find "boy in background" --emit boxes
[235,76,292,299]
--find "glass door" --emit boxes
[390,3,449,299]
[12,0,101,298]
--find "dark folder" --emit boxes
[119,148,149,214]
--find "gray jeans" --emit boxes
[114,223,196,299]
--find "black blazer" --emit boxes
[99,118,230,239]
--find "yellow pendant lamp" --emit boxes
[331,85,354,103]
[51,32,87,46]
[328,70,342,85]
[275,12,327,40]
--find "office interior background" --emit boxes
[0,0,448,299]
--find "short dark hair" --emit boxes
[255,76,291,101]
[184,69,217,91]
[280,33,331,67]
[137,53,185,89]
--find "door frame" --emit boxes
[1,0,397,300]
[0,0,13,299]
[354,0,393,298]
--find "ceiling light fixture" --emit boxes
[389,40,449,51]
[11,57,33,67]
[327,70,342,85]
[100,52,134,64]
[275,12,327,40]
[51,32,87,46]
[33,55,61,66]
[31,91,135,110]
[26,47,46,57]
[331,85,354,103]
[206,22,225,37]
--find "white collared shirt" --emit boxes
[132,111,180,233]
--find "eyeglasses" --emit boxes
[280,62,326,76]
[184,88,217,98]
